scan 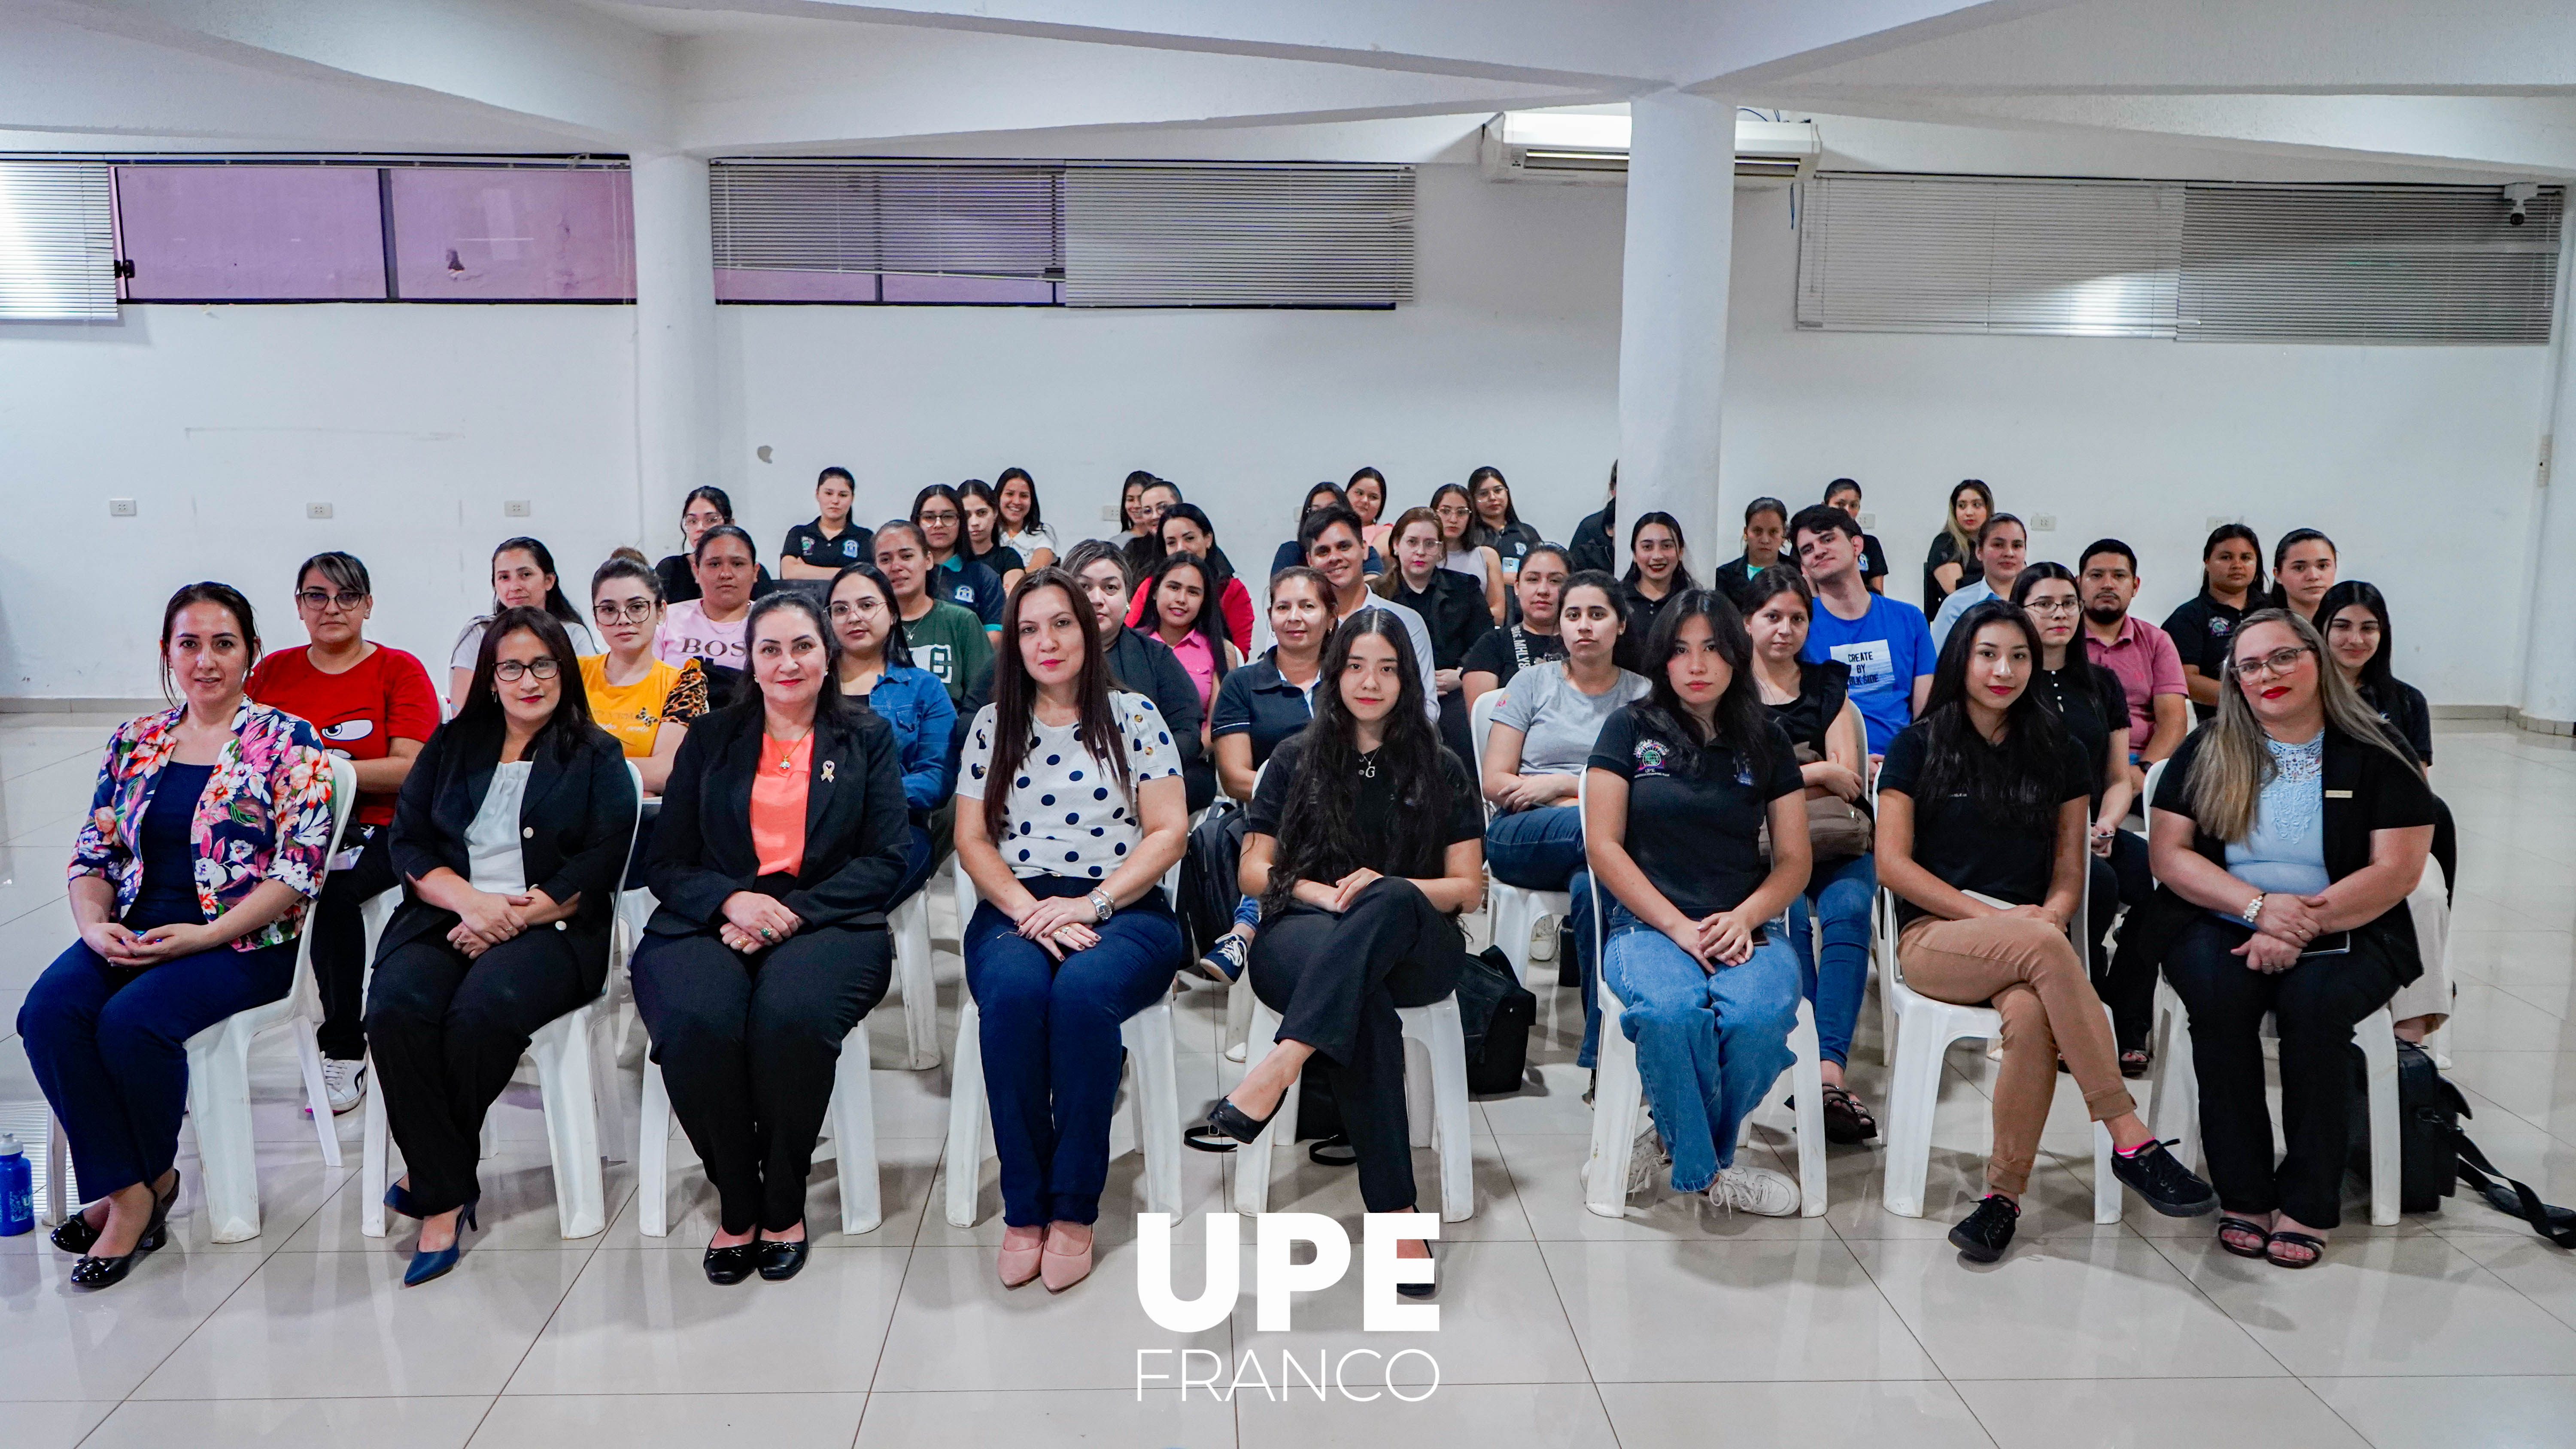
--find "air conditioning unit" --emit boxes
[1479,111,1819,186]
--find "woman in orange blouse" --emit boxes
[631,592,912,1286]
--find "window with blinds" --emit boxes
[708,159,1415,309]
[0,161,117,320]
[1797,173,2563,345]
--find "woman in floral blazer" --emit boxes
[20,582,338,1290]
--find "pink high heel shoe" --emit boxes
[1040,1222,1094,1292]
[997,1225,1045,1288]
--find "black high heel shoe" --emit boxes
[69,1171,179,1291]
[50,1205,105,1255]
[1183,1094,1282,1154]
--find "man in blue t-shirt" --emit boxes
[1790,504,1935,757]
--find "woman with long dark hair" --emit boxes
[913,484,1008,626]
[1126,503,1252,654]
[368,608,635,1285]
[1465,466,1543,586]
[995,466,1057,572]
[957,569,1188,1292]
[957,478,1029,593]
[780,466,873,581]
[1710,497,1792,610]
[1743,566,1878,1141]
[1188,612,1479,1292]
[2164,523,2266,722]
[1620,512,1695,637]
[1877,600,2214,1264]
[2270,528,2338,622]
[1119,478,1186,580]
[26,582,334,1290]
[656,485,776,606]
[450,537,597,709]
[829,561,956,906]
[2149,609,2435,1268]
[1346,466,1394,565]
[1584,590,1808,1212]
[1137,552,1242,745]
[1923,479,1993,613]
[1380,505,1496,771]
[634,592,913,1285]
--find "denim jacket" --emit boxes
[863,661,959,815]
[70,699,337,951]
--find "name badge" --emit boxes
[2324,789,2354,799]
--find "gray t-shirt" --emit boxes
[1494,661,1649,776]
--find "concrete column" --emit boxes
[1616,89,1736,579]
[2518,214,2576,734]
[630,152,719,545]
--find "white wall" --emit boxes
[0,305,637,698]
[0,162,2552,706]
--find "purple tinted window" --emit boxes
[714,268,881,303]
[880,273,1056,304]
[116,166,386,300]
[389,169,634,300]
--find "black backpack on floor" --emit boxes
[1458,945,1537,1096]
[2352,1039,2576,1245]
[1173,802,1246,964]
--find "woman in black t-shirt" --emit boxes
[1461,544,1570,709]
[1877,600,2214,1264]
[1378,506,1495,774]
[1583,591,1809,1213]
[1743,567,1877,1143]
[2013,564,2154,1066]
[1187,613,1480,1291]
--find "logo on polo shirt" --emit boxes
[1633,740,1671,777]
[843,538,859,558]
[2210,616,2235,639]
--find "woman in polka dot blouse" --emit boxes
[956,568,1189,1293]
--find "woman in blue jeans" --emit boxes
[1581,590,1809,1214]
[1742,565,1880,1143]
[1480,570,1647,1068]
[955,569,1189,1293]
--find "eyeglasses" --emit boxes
[1434,504,1470,518]
[492,658,561,682]
[2233,645,2313,680]
[827,598,887,620]
[297,589,366,612]
[592,600,656,624]
[2023,598,2080,615]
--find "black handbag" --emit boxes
[2351,1039,2576,1245]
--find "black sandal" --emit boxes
[2266,1230,2327,1269]
[1183,1094,1280,1154]
[1819,1086,1878,1144]
[2120,1049,2151,1079]
[1307,1134,1358,1168]
[2217,1216,2271,1259]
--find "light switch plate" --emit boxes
[2029,514,2057,532]
[307,502,334,520]
[504,500,532,518]
[109,498,137,517]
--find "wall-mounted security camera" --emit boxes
[2504,182,2540,227]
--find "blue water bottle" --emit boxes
[0,1133,33,1237]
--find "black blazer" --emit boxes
[2151,721,2439,982]
[646,697,910,937]
[383,715,639,993]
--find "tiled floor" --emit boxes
[7,713,2576,1446]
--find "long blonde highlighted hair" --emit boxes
[2186,608,2419,842]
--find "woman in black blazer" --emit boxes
[367,608,637,1288]
[632,592,911,1286]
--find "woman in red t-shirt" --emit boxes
[244,551,440,1112]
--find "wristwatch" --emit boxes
[1088,889,1115,924]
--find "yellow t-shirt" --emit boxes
[579,655,683,758]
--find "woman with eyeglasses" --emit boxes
[367,609,635,1286]
[27,582,335,1290]
[450,537,597,712]
[580,552,693,796]
[657,486,776,606]
[1430,482,1508,627]
[246,552,440,1117]
[635,593,913,1285]
[829,561,957,906]
[1381,506,1498,774]
[995,467,1057,572]
[913,484,1009,627]
[2148,610,2435,1269]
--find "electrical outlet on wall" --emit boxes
[504,500,532,518]
[307,502,334,520]
[2205,515,2238,530]
[2029,514,2057,532]
[1858,512,1875,528]
[1101,503,1120,521]
[108,498,137,517]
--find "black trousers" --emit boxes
[1248,879,1464,1214]
[2087,828,2155,1052]
[632,922,891,1234]
[365,928,592,1215]
[2163,913,2403,1229]
[313,825,399,1060]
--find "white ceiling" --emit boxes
[2,0,2570,180]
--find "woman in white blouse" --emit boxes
[956,567,1189,1294]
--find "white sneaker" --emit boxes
[1528,913,1559,963]
[1705,1163,1801,1217]
[320,1058,367,1116]
[1580,1127,1665,1197]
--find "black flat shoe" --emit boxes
[1396,1240,1439,1300]
[2110,1139,2218,1218]
[1948,1193,2020,1264]
[756,1236,811,1282]
[1183,1094,1282,1154]
[704,1241,760,1285]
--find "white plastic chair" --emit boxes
[635,1016,883,1237]
[358,761,644,1241]
[1232,992,1476,1221]
[1470,690,1571,991]
[1874,873,2122,1223]
[1574,770,1829,1218]
[889,889,941,1069]
[940,861,1185,1228]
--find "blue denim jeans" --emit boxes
[1603,925,1801,1192]
[1785,852,1877,1068]
[1483,803,1601,1066]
